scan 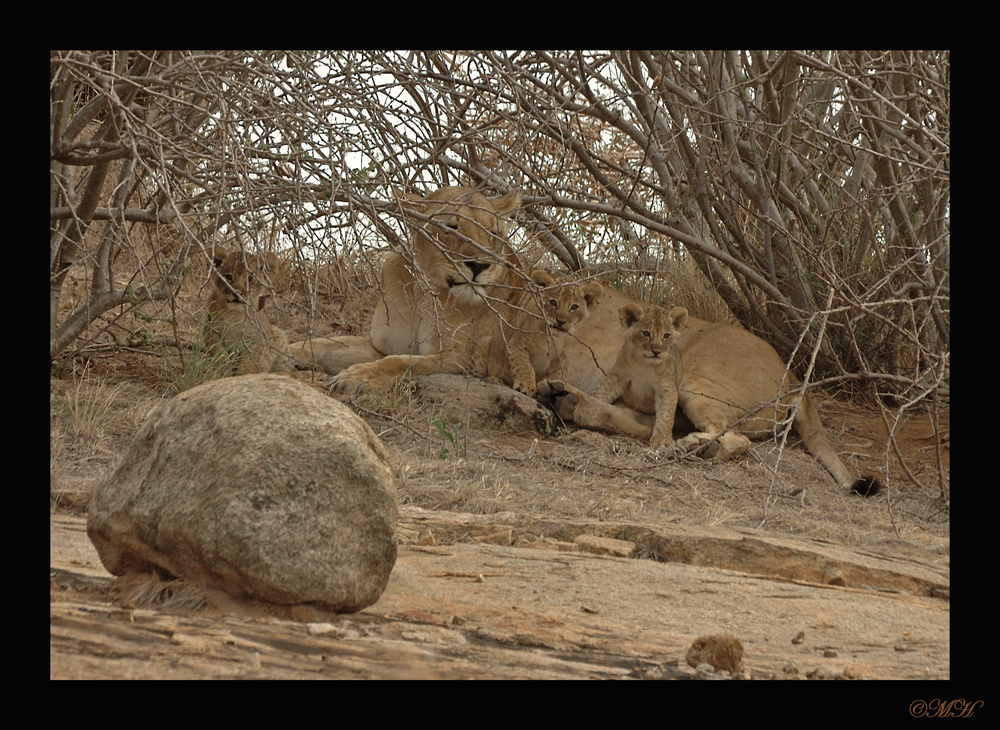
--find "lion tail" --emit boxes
[794,393,881,496]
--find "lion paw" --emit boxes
[513,380,536,397]
[535,380,564,399]
[325,357,415,395]
[325,371,370,395]
[676,432,721,459]
[325,362,390,394]
[536,380,577,422]
[676,431,751,461]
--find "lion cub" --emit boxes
[592,303,688,446]
[481,270,603,396]
[203,249,293,375]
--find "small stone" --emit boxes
[686,633,744,673]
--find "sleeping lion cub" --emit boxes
[592,302,688,446]
[203,249,293,375]
[480,270,603,396]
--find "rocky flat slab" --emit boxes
[51,507,948,680]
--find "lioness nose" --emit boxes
[466,261,490,280]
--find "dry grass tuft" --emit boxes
[49,241,948,570]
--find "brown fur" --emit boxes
[204,249,293,375]
[295,187,524,389]
[592,304,686,446]
[290,185,866,490]
[478,270,603,396]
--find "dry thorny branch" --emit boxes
[50,50,948,435]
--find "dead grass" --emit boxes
[50,339,949,573]
[50,370,158,446]
[599,253,738,326]
[50,366,165,511]
[50,244,948,572]
[344,398,949,558]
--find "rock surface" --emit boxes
[53,507,949,680]
[86,374,397,612]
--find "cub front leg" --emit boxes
[649,386,679,447]
[508,342,539,396]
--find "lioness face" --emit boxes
[212,250,278,312]
[532,271,604,333]
[401,187,520,303]
[620,303,688,362]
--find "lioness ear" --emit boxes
[490,189,520,216]
[668,306,689,328]
[583,282,604,310]
[530,269,555,288]
[620,303,643,329]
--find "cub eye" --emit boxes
[662,333,670,340]
[548,299,558,308]
[641,331,651,338]
[224,274,234,283]
[570,304,579,311]
[247,275,255,284]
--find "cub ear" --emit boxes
[395,189,427,214]
[619,303,644,330]
[582,282,604,310]
[668,306,689,328]
[490,189,521,216]
[212,247,229,270]
[530,269,555,288]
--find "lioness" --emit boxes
[290,185,874,493]
[584,303,687,447]
[290,186,525,386]
[478,270,604,396]
[204,249,293,375]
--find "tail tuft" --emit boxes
[850,477,882,497]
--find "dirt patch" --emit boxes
[50,350,949,680]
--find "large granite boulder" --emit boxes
[87,374,397,613]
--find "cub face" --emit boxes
[530,270,604,333]
[210,249,280,312]
[204,249,292,375]
[480,270,604,396]
[620,303,688,361]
